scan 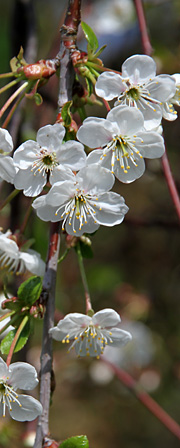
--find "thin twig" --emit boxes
[76,242,92,313]
[133,0,153,56]
[102,357,180,441]
[161,147,180,222]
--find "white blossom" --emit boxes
[0,293,14,338]
[0,128,16,184]
[161,73,180,120]
[49,308,132,358]
[13,123,86,197]
[32,165,129,236]
[77,106,165,183]
[95,54,176,130]
[0,357,42,421]
[0,230,45,276]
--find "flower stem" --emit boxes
[2,91,27,129]
[58,247,70,264]
[0,81,28,120]
[102,357,180,440]
[133,0,153,56]
[0,72,14,79]
[0,77,21,95]
[0,189,20,212]
[161,147,180,221]
[19,201,33,235]
[0,310,15,323]
[76,241,92,313]
[6,315,29,366]
[0,313,18,337]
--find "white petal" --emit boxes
[114,157,145,183]
[92,309,120,327]
[0,156,16,183]
[95,72,125,101]
[137,102,162,131]
[106,328,132,347]
[122,54,156,83]
[36,123,65,150]
[93,192,128,225]
[9,395,42,421]
[77,118,117,148]
[107,105,144,135]
[0,356,8,378]
[8,362,39,390]
[65,216,99,237]
[0,235,19,258]
[161,103,177,121]
[86,149,103,165]
[135,132,165,158]
[147,75,176,102]
[14,167,46,197]
[56,141,86,170]
[0,128,13,154]
[19,250,45,276]
[13,141,40,169]
[50,165,75,185]
[77,165,115,195]
[45,181,75,206]
[33,202,58,222]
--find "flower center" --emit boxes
[127,87,140,101]
[102,134,143,174]
[31,148,59,176]
[62,323,114,358]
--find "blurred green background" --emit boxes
[0,0,180,447]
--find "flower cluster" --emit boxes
[0,357,42,421]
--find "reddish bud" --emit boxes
[17,59,57,80]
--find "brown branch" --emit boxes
[34,222,61,448]
[161,147,180,222]
[133,0,153,56]
[102,358,180,441]
[34,2,82,447]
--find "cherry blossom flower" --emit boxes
[0,128,16,184]
[0,293,14,338]
[32,164,129,236]
[77,106,165,183]
[0,357,42,421]
[49,308,132,358]
[95,54,176,130]
[0,230,45,276]
[13,123,86,197]
[161,73,180,121]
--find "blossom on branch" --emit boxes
[0,357,42,421]
[13,123,86,197]
[32,164,129,236]
[95,55,176,130]
[77,106,165,183]
[161,73,180,120]
[49,308,132,358]
[0,230,45,276]
[0,128,16,184]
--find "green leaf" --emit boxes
[59,435,89,448]
[17,276,42,307]
[81,22,98,53]
[61,101,73,127]
[0,320,31,354]
[94,44,107,59]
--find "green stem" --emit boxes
[76,241,92,313]
[0,78,21,95]
[0,72,14,79]
[0,313,18,336]
[0,310,15,323]
[2,91,26,129]
[0,189,20,212]
[6,315,29,367]
[58,247,70,264]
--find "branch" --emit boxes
[102,357,180,440]
[133,0,153,56]
[161,147,180,222]
[34,222,61,448]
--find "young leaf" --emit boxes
[0,320,31,354]
[85,77,93,97]
[81,22,98,53]
[61,101,72,127]
[59,435,89,448]
[17,276,42,307]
